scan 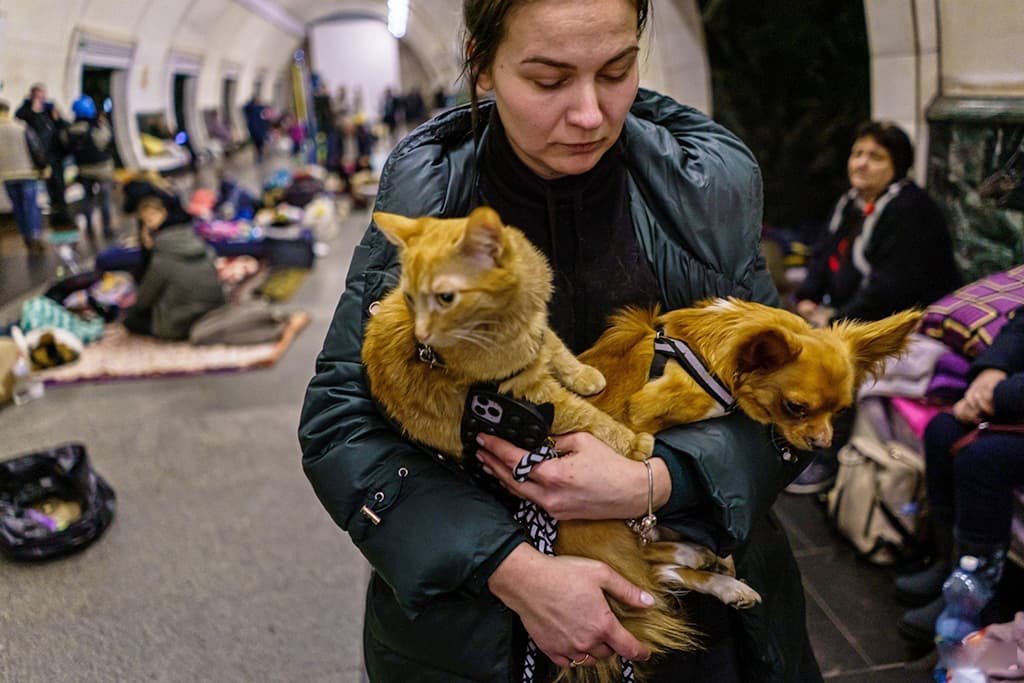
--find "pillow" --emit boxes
[920,264,1024,357]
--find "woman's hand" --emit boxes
[952,397,983,424]
[962,368,1007,418]
[475,432,671,520]
[796,299,818,319]
[795,300,833,328]
[488,543,654,668]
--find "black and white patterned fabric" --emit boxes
[512,445,635,683]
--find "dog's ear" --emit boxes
[835,309,923,381]
[735,329,802,375]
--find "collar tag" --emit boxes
[417,343,443,369]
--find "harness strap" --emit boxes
[650,332,737,414]
[513,446,635,683]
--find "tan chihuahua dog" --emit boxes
[553,298,922,683]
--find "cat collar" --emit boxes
[416,343,444,369]
[649,328,737,414]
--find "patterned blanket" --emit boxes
[37,313,309,385]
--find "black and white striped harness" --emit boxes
[649,329,737,414]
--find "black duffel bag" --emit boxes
[0,443,116,561]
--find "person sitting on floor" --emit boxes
[897,305,1024,646]
[122,195,225,340]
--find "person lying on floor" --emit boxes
[121,195,225,340]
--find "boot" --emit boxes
[898,594,946,646]
[894,506,954,606]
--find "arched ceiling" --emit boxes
[281,0,464,87]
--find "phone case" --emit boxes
[460,386,554,499]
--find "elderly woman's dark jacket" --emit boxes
[299,89,819,682]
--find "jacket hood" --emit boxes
[153,224,209,260]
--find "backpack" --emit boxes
[827,432,928,565]
[24,127,49,170]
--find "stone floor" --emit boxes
[0,146,975,682]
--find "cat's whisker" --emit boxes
[450,332,492,350]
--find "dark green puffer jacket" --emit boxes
[299,89,821,682]
[132,223,226,340]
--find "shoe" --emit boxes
[784,456,837,494]
[898,594,945,647]
[894,560,950,606]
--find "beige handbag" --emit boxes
[827,433,928,565]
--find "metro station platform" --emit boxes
[0,147,975,683]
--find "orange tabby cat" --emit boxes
[363,206,655,468]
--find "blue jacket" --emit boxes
[299,90,819,682]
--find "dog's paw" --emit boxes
[568,364,606,396]
[670,541,720,570]
[714,578,762,610]
[717,554,737,577]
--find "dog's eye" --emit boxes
[784,400,808,417]
[436,292,456,306]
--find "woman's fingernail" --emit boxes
[482,465,494,476]
[475,450,485,462]
[640,592,655,606]
[475,434,486,446]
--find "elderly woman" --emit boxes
[787,121,962,494]
[795,121,961,328]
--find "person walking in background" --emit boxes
[16,83,71,228]
[242,93,269,164]
[786,120,963,494]
[63,95,115,240]
[0,98,46,254]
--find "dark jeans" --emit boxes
[80,177,112,235]
[925,412,1024,545]
[45,158,71,226]
[4,179,42,242]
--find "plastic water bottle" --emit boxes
[11,357,44,406]
[933,555,995,682]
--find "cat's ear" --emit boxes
[461,206,505,269]
[373,212,422,248]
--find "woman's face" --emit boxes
[847,135,895,201]
[477,0,640,179]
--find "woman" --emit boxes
[795,121,961,328]
[122,195,225,340]
[787,121,962,494]
[299,1,820,680]
[898,307,1024,645]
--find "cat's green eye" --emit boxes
[784,400,808,417]
[403,292,414,307]
[436,292,456,306]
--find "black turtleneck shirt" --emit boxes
[478,111,662,354]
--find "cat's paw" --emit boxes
[629,432,655,461]
[566,365,606,396]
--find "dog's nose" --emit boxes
[809,434,833,449]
